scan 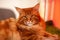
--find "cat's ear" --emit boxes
[33,3,40,10]
[32,3,40,16]
[15,7,24,14]
[15,7,25,16]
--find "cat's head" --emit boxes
[15,3,41,27]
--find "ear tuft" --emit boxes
[33,3,40,10]
[15,7,24,14]
[15,7,21,12]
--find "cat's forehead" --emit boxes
[22,8,33,11]
[21,8,33,15]
[20,8,39,16]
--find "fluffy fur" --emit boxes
[16,3,58,40]
[0,18,21,40]
[16,3,46,40]
[0,3,59,40]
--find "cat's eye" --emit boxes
[31,15,40,25]
[18,16,27,24]
[31,15,39,20]
[21,16,27,20]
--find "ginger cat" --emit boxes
[16,3,46,40]
[0,3,58,40]
[16,3,46,30]
[16,3,59,40]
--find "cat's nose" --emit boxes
[27,21,31,23]
[26,21,33,26]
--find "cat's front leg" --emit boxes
[6,18,22,40]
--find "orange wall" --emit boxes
[53,0,60,29]
[48,0,52,20]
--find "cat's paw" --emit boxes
[6,18,17,30]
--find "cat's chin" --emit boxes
[18,23,40,30]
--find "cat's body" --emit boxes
[0,3,59,40]
[6,18,21,40]
[16,3,59,40]
[0,18,21,40]
[0,20,8,40]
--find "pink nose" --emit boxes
[26,21,33,26]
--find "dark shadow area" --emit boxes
[45,20,60,36]
[46,20,53,26]
[0,8,16,20]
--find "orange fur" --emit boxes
[16,3,46,30]
[0,3,59,40]
[0,18,21,40]
[16,3,59,40]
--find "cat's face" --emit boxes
[16,3,41,28]
[19,13,40,27]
